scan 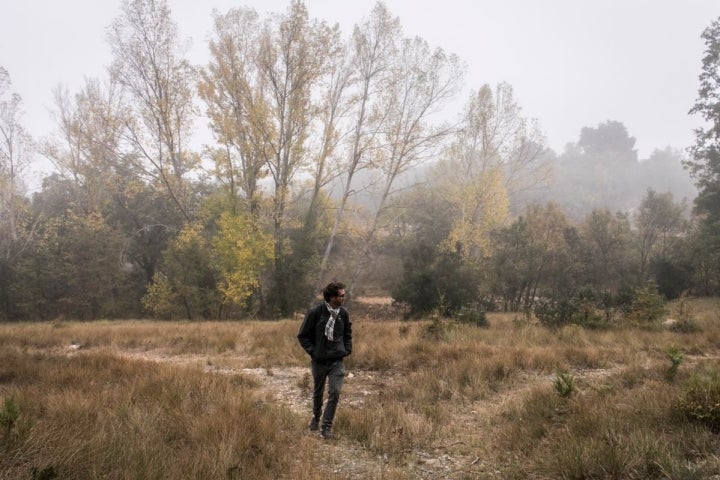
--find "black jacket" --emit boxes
[297,303,352,362]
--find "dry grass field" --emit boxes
[2,298,720,479]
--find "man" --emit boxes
[297,281,352,439]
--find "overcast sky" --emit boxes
[2,0,719,173]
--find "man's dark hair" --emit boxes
[323,281,346,302]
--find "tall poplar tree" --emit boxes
[258,1,336,314]
[0,67,33,259]
[316,3,401,286]
[434,83,548,264]
[108,0,198,221]
[347,31,464,293]
[43,79,125,215]
[199,7,268,215]
[0,68,37,319]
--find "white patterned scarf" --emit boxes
[324,302,340,340]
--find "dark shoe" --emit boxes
[320,429,334,440]
[308,417,319,431]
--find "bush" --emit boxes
[577,286,614,323]
[422,315,451,341]
[652,258,692,300]
[455,303,489,328]
[668,318,702,334]
[668,296,702,333]
[0,395,19,436]
[675,368,720,432]
[534,298,578,328]
[534,288,613,329]
[627,284,666,324]
[534,285,669,330]
[666,347,683,382]
[554,369,575,398]
[394,246,482,318]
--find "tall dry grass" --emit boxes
[1,298,720,478]
[0,346,322,479]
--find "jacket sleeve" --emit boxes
[297,306,317,356]
[343,311,352,356]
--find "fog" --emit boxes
[2,0,719,165]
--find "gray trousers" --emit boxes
[311,359,345,430]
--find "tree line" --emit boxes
[0,0,716,321]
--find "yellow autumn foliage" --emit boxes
[212,211,274,305]
[441,166,509,261]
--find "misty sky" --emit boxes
[1,0,719,173]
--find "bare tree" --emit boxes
[428,82,550,262]
[452,83,549,201]
[199,7,269,215]
[635,189,687,281]
[42,79,126,215]
[256,1,335,238]
[303,24,352,227]
[0,67,34,260]
[107,0,198,220]
[348,33,465,293]
[258,2,337,311]
[316,2,401,286]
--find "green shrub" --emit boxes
[0,395,19,435]
[534,289,610,329]
[575,286,614,327]
[652,258,692,300]
[455,303,489,328]
[627,284,666,324]
[554,369,575,398]
[422,315,451,341]
[666,347,683,382]
[534,298,578,328]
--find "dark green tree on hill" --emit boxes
[686,16,720,294]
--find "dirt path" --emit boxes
[110,348,391,414]
[84,346,720,479]
[100,348,497,477]
[96,348,544,478]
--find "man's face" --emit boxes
[329,289,346,308]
